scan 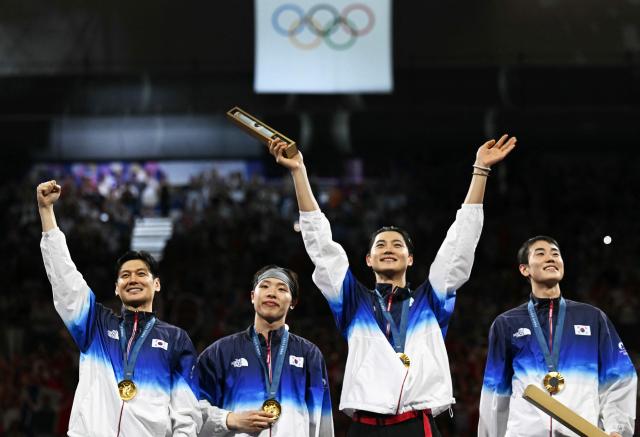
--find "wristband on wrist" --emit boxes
[473,164,491,172]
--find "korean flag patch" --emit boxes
[289,355,304,368]
[574,325,591,336]
[152,339,169,350]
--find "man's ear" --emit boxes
[290,296,299,311]
[365,254,372,267]
[518,264,530,278]
[154,278,161,293]
[407,254,414,267]
[250,290,255,304]
[115,282,119,296]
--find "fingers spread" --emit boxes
[495,134,509,147]
[503,142,517,155]
[498,136,516,150]
[484,139,497,149]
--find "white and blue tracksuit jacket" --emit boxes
[479,295,637,436]
[299,204,484,417]
[197,325,334,437]
[41,228,202,436]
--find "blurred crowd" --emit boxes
[0,147,638,436]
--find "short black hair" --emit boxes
[368,226,414,255]
[252,265,299,303]
[517,236,561,265]
[115,251,160,279]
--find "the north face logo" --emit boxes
[231,358,249,368]
[513,328,531,338]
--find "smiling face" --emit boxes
[115,259,160,310]
[366,230,414,278]
[251,277,293,324]
[519,240,564,287]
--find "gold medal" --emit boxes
[262,399,282,420]
[118,379,137,401]
[543,371,565,394]
[397,352,411,368]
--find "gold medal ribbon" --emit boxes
[117,314,157,401]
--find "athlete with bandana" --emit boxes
[197,265,334,437]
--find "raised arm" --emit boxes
[429,135,517,295]
[464,134,517,204]
[268,139,319,212]
[37,180,61,231]
[268,140,354,330]
[37,179,95,351]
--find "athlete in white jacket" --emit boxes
[268,134,516,436]
[37,180,202,436]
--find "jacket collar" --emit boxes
[530,293,562,309]
[121,307,156,324]
[375,283,412,300]
[246,324,288,345]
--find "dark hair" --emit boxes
[115,251,160,279]
[368,226,414,255]
[252,265,300,303]
[517,236,561,265]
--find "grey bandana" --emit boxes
[255,268,294,294]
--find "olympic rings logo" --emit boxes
[271,3,375,50]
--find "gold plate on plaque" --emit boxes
[226,107,298,158]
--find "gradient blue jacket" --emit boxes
[197,325,334,437]
[299,205,483,417]
[41,228,202,436]
[479,295,637,436]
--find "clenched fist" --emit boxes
[37,180,62,208]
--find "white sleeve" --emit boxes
[428,204,483,295]
[198,400,231,437]
[600,377,637,437]
[170,333,204,436]
[299,210,349,302]
[598,312,637,436]
[40,227,95,350]
[478,318,512,437]
[478,387,510,437]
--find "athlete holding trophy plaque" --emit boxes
[479,236,637,437]
[268,134,516,436]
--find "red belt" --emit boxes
[352,409,433,436]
